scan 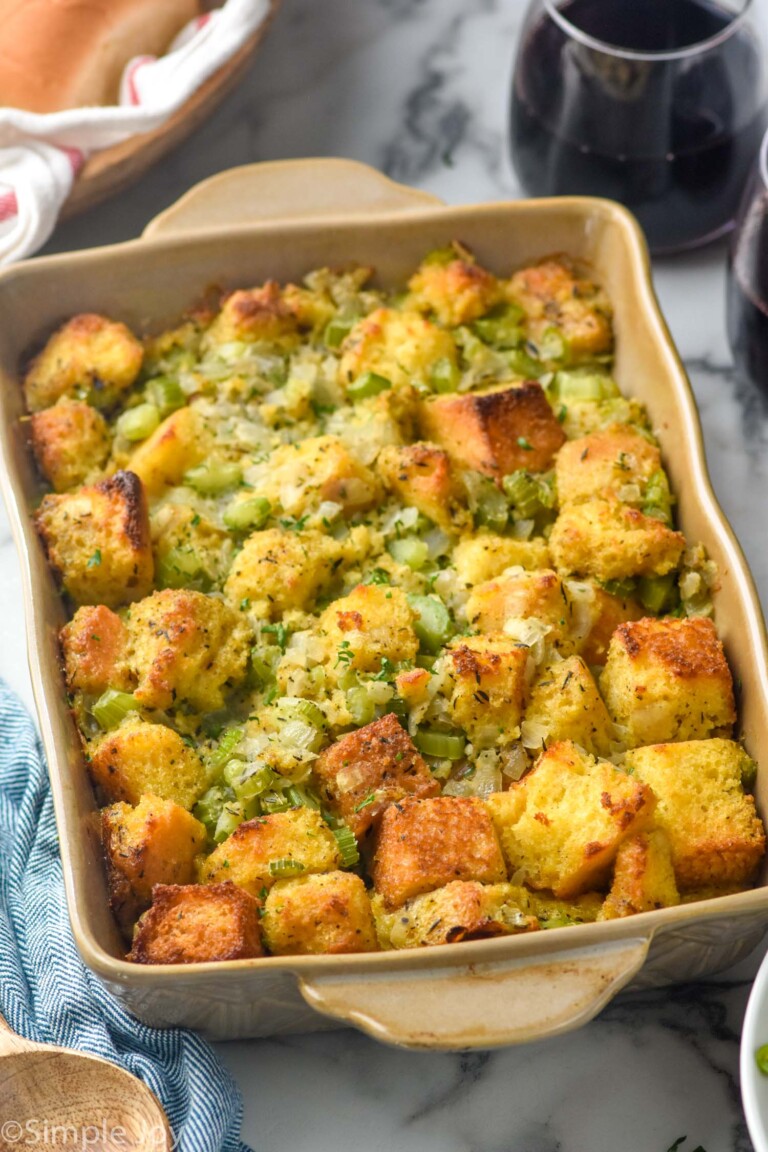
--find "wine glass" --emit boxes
[727,127,768,393]
[509,0,768,254]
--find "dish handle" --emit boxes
[142,158,442,239]
[297,935,651,1050]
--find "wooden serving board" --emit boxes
[61,0,281,221]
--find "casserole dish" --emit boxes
[1,159,767,1048]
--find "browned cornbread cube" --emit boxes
[486,741,656,898]
[465,568,574,650]
[372,881,539,949]
[60,604,129,695]
[30,399,111,492]
[600,616,736,746]
[127,406,210,498]
[198,809,340,896]
[406,249,501,326]
[88,719,208,809]
[124,588,251,712]
[317,583,418,676]
[24,313,143,413]
[418,381,566,479]
[624,739,765,890]
[224,528,343,619]
[548,497,685,582]
[312,713,439,840]
[35,470,154,608]
[555,425,662,505]
[339,307,458,392]
[372,796,507,909]
[262,871,378,956]
[205,281,300,347]
[452,530,551,585]
[128,882,263,964]
[377,441,464,532]
[102,793,207,934]
[257,435,381,518]
[442,634,529,741]
[506,259,613,361]
[523,655,615,757]
[601,829,680,919]
[578,585,645,667]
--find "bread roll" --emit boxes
[0,0,201,113]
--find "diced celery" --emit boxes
[535,326,568,362]
[232,762,279,801]
[156,547,208,590]
[193,785,229,834]
[554,368,620,401]
[249,644,282,689]
[430,357,460,393]
[408,594,454,654]
[638,573,677,614]
[184,461,242,495]
[274,697,326,729]
[601,578,637,599]
[643,469,673,524]
[422,246,457,267]
[347,371,392,401]
[261,791,292,814]
[92,689,141,730]
[346,685,376,726]
[505,348,542,377]
[473,309,523,350]
[503,470,556,520]
[147,375,186,416]
[223,496,272,532]
[389,536,430,570]
[208,727,244,772]
[463,470,508,533]
[269,858,306,878]
[116,403,160,442]
[414,728,466,759]
[213,802,244,844]
[333,824,360,867]
[324,316,356,349]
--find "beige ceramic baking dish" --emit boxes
[1,159,767,1050]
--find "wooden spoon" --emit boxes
[0,1011,171,1149]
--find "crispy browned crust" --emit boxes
[128,882,263,964]
[97,470,149,551]
[263,872,379,956]
[60,604,127,694]
[555,425,661,504]
[313,713,439,840]
[580,587,644,666]
[220,282,299,341]
[419,381,566,479]
[372,796,507,909]
[29,400,110,492]
[615,615,728,680]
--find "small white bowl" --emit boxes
[741,951,768,1150]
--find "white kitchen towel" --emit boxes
[0,0,271,266]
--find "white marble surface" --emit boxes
[3,1,768,1148]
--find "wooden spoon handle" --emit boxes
[0,1009,34,1055]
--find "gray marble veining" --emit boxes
[1,1,766,1149]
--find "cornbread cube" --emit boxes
[224,528,343,619]
[442,634,529,742]
[601,829,680,919]
[127,406,210,498]
[24,313,143,412]
[555,425,662,505]
[128,882,263,964]
[372,881,539,949]
[523,655,615,757]
[125,588,251,712]
[88,719,208,809]
[418,381,566,479]
[35,470,153,607]
[578,585,644,667]
[407,250,502,326]
[372,796,506,909]
[625,739,765,890]
[205,282,300,347]
[142,318,207,375]
[486,741,656,898]
[465,568,574,650]
[198,809,340,896]
[394,666,433,707]
[506,259,613,361]
[377,441,465,532]
[102,793,207,934]
[452,529,550,585]
[30,399,111,492]
[548,498,685,582]
[262,871,378,956]
[339,307,458,391]
[152,503,232,591]
[257,435,380,518]
[313,713,438,840]
[60,604,129,695]
[318,584,418,676]
[600,616,736,746]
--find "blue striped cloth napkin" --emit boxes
[0,679,252,1152]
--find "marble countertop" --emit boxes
[2,1,767,1148]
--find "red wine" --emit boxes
[727,186,768,391]
[511,0,768,252]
